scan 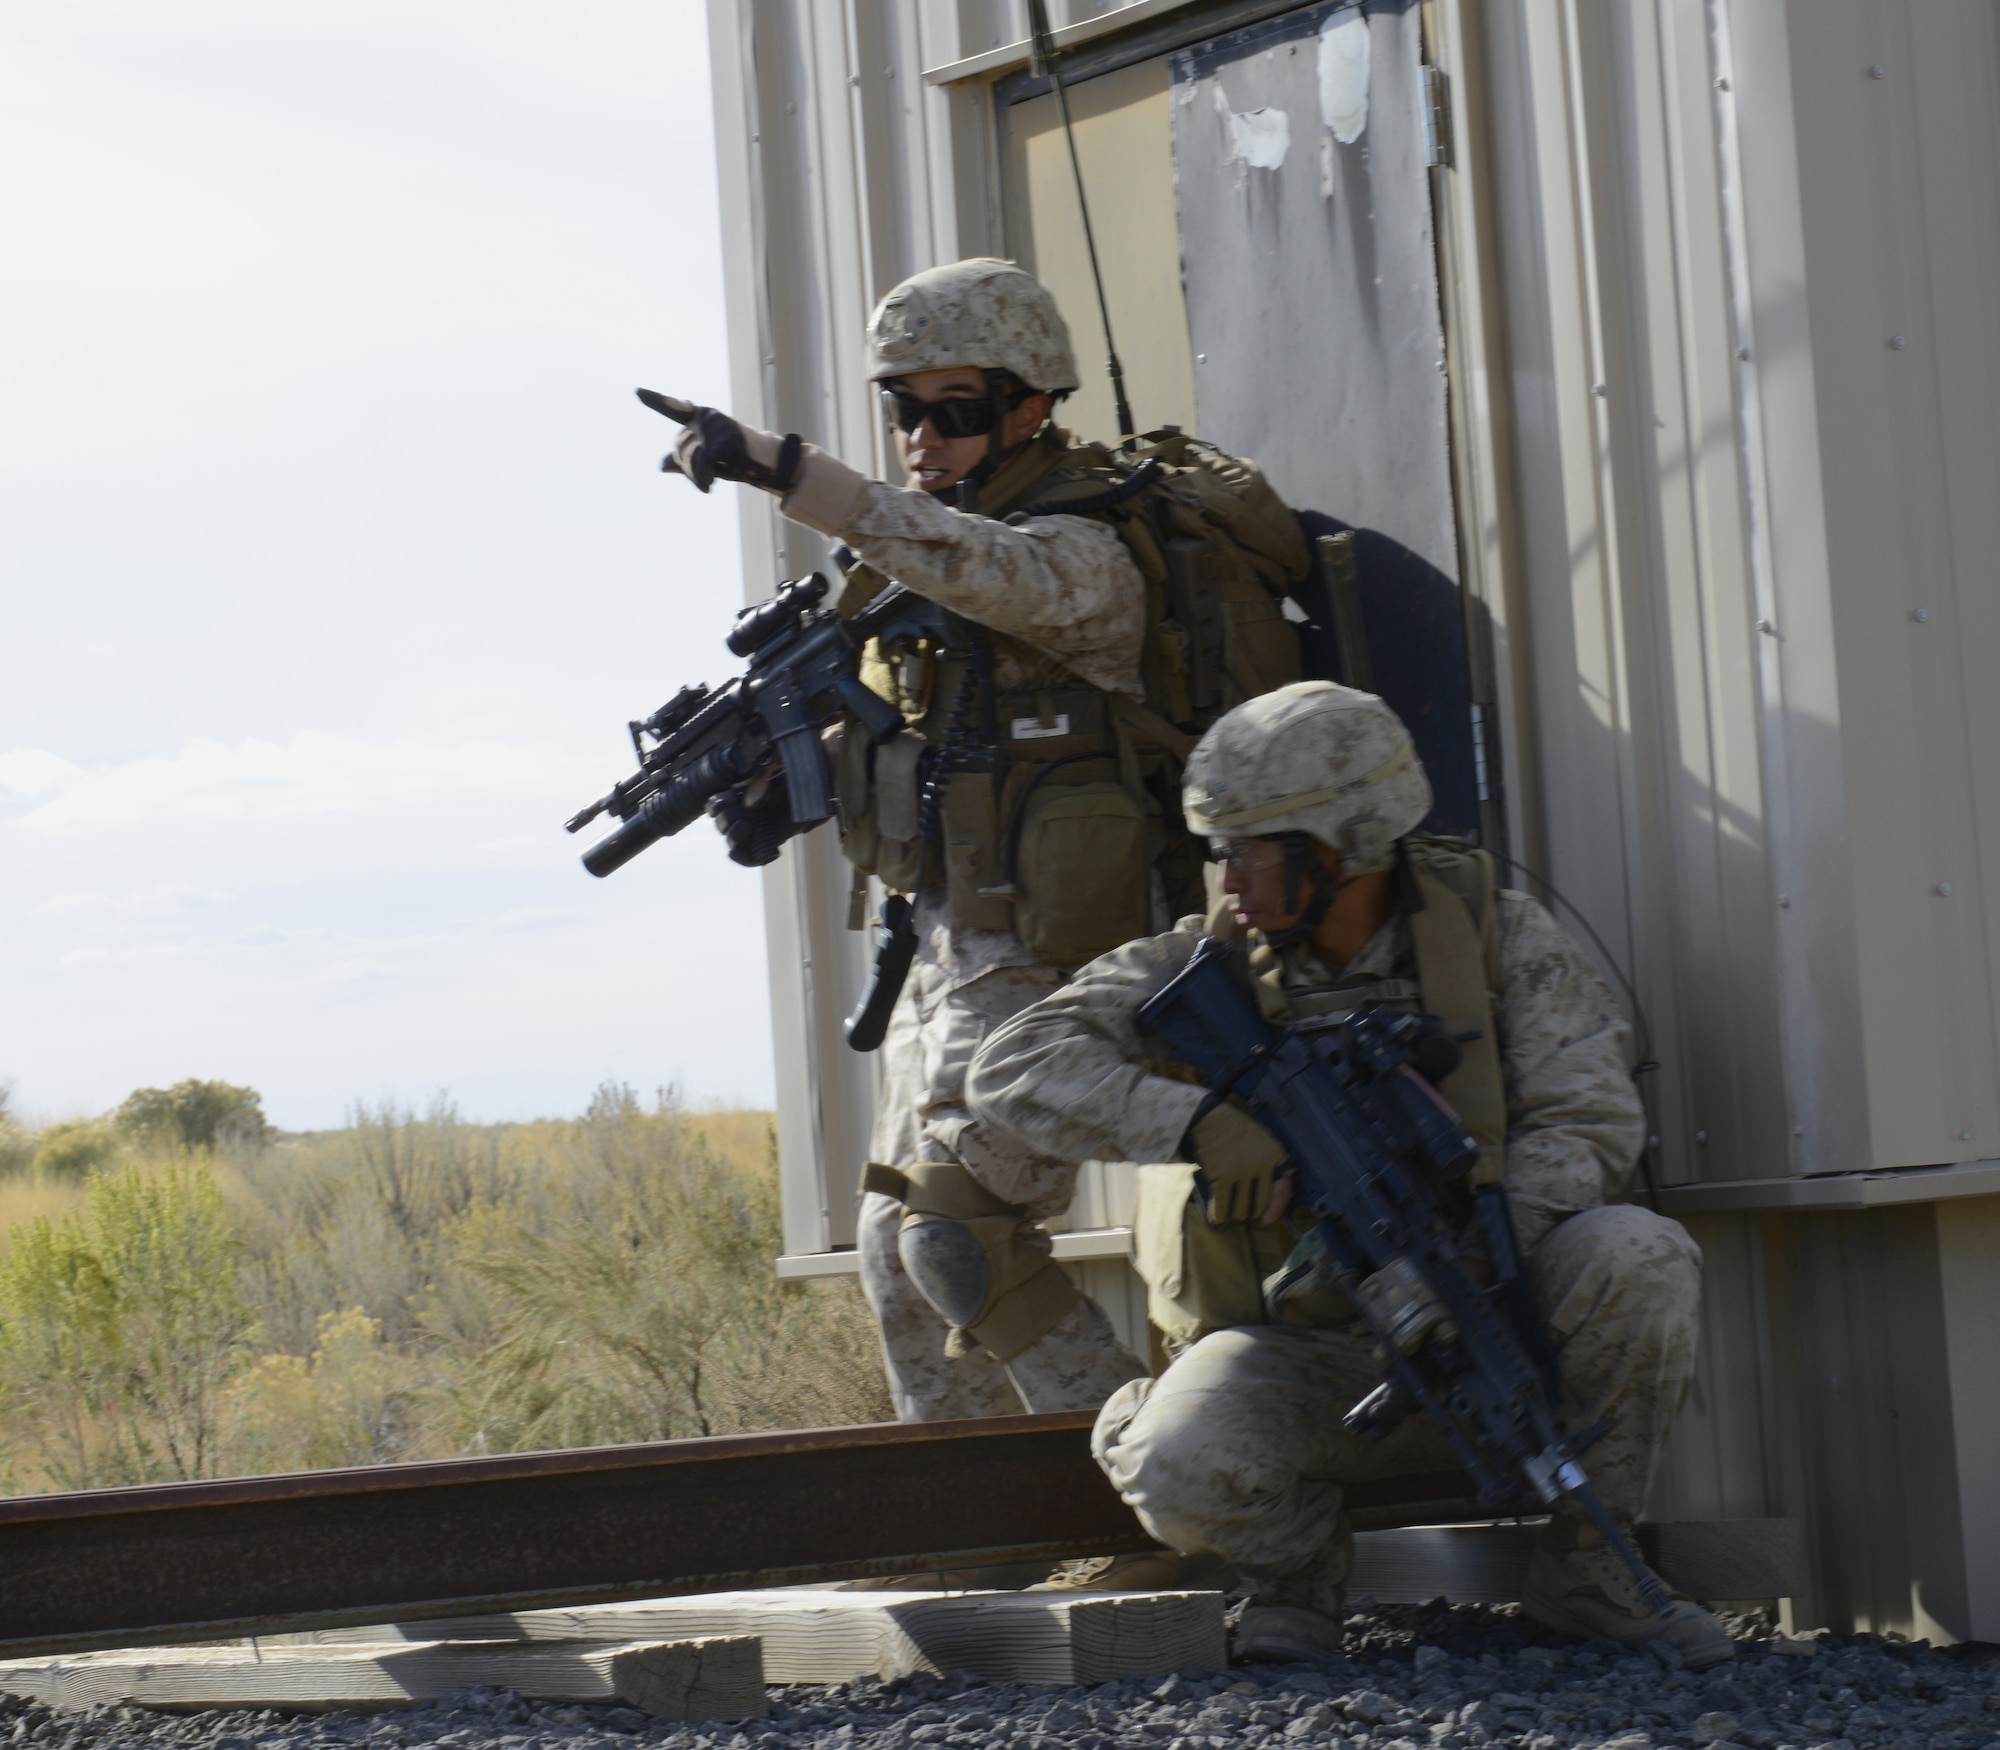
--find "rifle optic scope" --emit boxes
[726,573,828,658]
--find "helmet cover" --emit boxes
[1182,681,1432,875]
[865,258,1080,394]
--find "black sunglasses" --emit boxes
[879,385,1023,439]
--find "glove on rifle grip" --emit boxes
[845,894,918,1052]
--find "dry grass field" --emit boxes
[0,1085,889,1493]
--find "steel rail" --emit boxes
[0,1412,1475,1660]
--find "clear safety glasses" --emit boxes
[1208,838,1289,874]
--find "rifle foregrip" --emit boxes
[845,895,918,1052]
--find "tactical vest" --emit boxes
[1134,838,1507,1350]
[828,425,1311,966]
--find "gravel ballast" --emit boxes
[6,1604,1997,1750]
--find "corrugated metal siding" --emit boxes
[706,0,2000,1633]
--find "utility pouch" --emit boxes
[1133,1164,1301,1347]
[1012,779,1150,966]
[942,770,1012,929]
[871,734,926,893]
[1226,583,1303,697]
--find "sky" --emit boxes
[0,0,776,1128]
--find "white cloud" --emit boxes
[482,907,585,934]
[34,884,229,918]
[57,942,191,969]
[316,959,401,984]
[0,749,85,800]
[1,730,579,834]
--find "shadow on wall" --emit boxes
[1291,508,1480,840]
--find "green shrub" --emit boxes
[435,1087,890,1450]
[0,1086,28,1179]
[0,1156,254,1486]
[116,1081,271,1152]
[29,1120,123,1181]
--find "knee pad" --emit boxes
[864,1158,1082,1363]
[897,1215,992,1331]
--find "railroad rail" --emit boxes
[0,1412,1476,1661]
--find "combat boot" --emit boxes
[1030,1549,1183,1591]
[1522,1508,1734,1669]
[1230,1515,1352,1664]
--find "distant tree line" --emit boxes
[0,1080,269,1181]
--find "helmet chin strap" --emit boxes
[1260,833,1345,950]
[944,369,1030,513]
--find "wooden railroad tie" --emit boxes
[0,1637,765,1722]
[277,1589,1228,1687]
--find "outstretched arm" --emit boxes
[642,391,1147,697]
[783,456,1146,699]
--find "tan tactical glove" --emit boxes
[1188,1099,1292,1225]
[637,389,803,495]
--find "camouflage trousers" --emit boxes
[859,919,1144,1421]
[1092,1204,1702,1572]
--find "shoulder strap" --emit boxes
[1404,841,1507,1186]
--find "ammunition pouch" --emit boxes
[861,1159,1082,1363]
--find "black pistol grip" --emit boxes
[844,896,919,1052]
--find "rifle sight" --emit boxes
[727,572,828,658]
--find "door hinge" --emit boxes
[1422,64,1454,169]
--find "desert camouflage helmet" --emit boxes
[1182,681,1432,875]
[864,258,1080,394]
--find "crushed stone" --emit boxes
[4,1603,1999,1750]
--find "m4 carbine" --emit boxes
[565,572,931,877]
[1137,936,1673,1619]
[567,572,964,1050]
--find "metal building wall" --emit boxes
[705,0,2000,1637]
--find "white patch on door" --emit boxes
[1318,5,1371,145]
[1211,83,1291,169]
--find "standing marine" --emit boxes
[646,258,1310,1421]
[963,680,1733,1667]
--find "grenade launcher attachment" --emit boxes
[1137,936,1673,1619]
[565,573,914,878]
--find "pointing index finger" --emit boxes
[636,388,698,424]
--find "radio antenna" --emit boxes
[1026,0,1136,443]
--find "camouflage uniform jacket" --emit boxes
[964,888,1647,1252]
[780,432,1148,701]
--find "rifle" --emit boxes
[1136,936,1672,1617]
[566,572,966,1050]
[564,572,925,877]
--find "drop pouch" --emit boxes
[1012,780,1150,966]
